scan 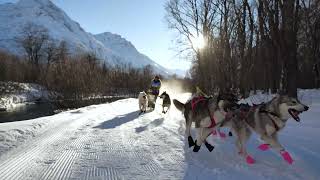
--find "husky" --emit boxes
[222,95,309,164]
[173,93,238,152]
[159,91,171,114]
[138,91,148,114]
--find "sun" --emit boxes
[191,35,205,49]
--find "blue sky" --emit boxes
[0,0,191,71]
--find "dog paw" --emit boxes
[188,136,195,147]
[280,150,293,164]
[204,141,214,152]
[228,132,233,136]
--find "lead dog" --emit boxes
[138,91,148,114]
[222,95,309,164]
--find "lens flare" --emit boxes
[191,35,205,49]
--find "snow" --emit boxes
[238,89,318,105]
[0,82,52,110]
[0,90,319,179]
[0,0,170,75]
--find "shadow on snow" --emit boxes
[135,118,164,133]
[93,110,140,129]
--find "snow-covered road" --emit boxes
[0,93,319,180]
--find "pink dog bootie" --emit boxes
[218,131,226,138]
[280,150,294,164]
[211,130,217,135]
[258,144,270,151]
[246,155,255,164]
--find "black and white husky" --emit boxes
[222,95,309,164]
[159,91,171,114]
[173,94,238,152]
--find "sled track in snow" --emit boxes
[0,110,99,180]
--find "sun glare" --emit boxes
[191,35,205,49]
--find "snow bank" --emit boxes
[0,118,46,155]
[0,81,52,110]
[238,89,319,106]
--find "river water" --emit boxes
[0,97,126,123]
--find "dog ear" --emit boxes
[272,94,283,104]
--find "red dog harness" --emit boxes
[191,96,216,128]
[191,96,206,111]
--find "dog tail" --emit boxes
[173,99,185,112]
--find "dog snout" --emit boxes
[304,106,309,111]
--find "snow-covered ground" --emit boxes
[0,90,319,179]
[0,81,52,110]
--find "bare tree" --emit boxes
[166,0,316,97]
[17,22,49,66]
[43,39,58,70]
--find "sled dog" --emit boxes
[138,91,148,114]
[159,91,171,114]
[222,95,309,164]
[173,94,238,152]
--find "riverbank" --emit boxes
[0,81,53,111]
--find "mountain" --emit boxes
[94,32,169,74]
[0,0,170,75]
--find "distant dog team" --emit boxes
[138,91,171,114]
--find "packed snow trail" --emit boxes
[0,94,319,180]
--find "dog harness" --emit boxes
[191,96,217,128]
[238,104,280,131]
[260,111,280,131]
[191,96,206,110]
[259,104,281,131]
[208,110,217,128]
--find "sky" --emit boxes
[0,0,191,72]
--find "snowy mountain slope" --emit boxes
[95,32,170,74]
[0,90,319,179]
[0,0,169,74]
